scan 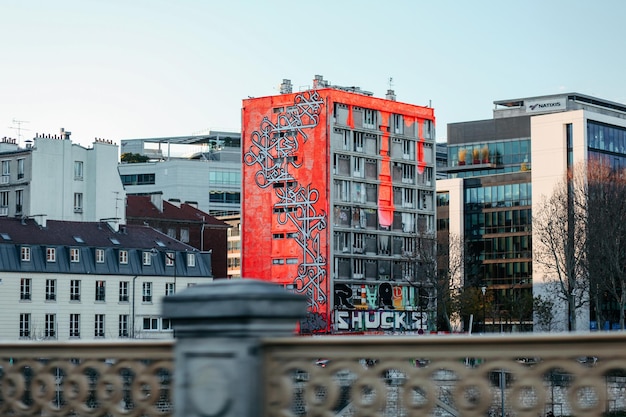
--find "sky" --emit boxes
[2,0,626,148]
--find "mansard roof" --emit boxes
[0,217,195,251]
[0,218,213,277]
[126,195,229,227]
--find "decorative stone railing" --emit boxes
[0,339,173,416]
[2,280,626,417]
[263,332,626,417]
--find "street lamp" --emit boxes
[481,286,487,333]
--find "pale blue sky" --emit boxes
[2,0,625,147]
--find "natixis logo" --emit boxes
[526,98,567,113]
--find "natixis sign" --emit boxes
[526,97,567,114]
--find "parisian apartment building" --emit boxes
[0,218,212,341]
[0,129,125,227]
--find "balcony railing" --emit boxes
[2,281,626,417]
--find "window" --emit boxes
[19,313,30,338]
[286,258,298,264]
[15,189,23,213]
[21,246,30,261]
[142,282,152,302]
[17,158,24,179]
[165,282,175,296]
[70,248,80,263]
[119,281,129,302]
[403,139,415,160]
[47,247,56,262]
[353,157,364,178]
[95,248,105,263]
[95,281,105,301]
[167,228,176,238]
[187,253,195,267]
[143,251,152,266]
[119,250,128,264]
[45,314,56,338]
[353,132,364,152]
[0,191,8,216]
[20,278,31,300]
[74,161,83,180]
[119,315,129,337]
[1,160,9,182]
[46,279,56,301]
[70,314,80,338]
[180,228,189,243]
[143,317,159,331]
[120,173,155,186]
[95,314,105,337]
[363,109,377,129]
[74,193,83,212]
[165,253,175,266]
[272,258,285,265]
[162,318,172,330]
[394,114,404,134]
[70,280,81,301]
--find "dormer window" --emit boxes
[70,248,80,263]
[95,248,105,263]
[46,248,56,263]
[21,246,30,261]
[119,250,128,264]
[187,253,196,267]
[165,252,175,267]
[143,251,152,266]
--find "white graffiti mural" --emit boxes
[244,91,328,332]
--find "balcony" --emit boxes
[1,280,626,417]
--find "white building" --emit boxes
[118,131,241,216]
[0,129,125,227]
[0,218,213,341]
[438,93,626,332]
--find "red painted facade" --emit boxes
[242,87,435,333]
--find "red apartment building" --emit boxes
[242,76,436,334]
[126,194,230,278]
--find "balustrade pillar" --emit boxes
[162,279,307,417]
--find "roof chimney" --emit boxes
[279,79,292,94]
[60,128,71,140]
[385,89,396,101]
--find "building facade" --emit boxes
[438,93,626,332]
[126,193,230,278]
[242,76,436,334]
[0,130,125,227]
[218,214,241,279]
[0,218,212,341]
[118,131,241,216]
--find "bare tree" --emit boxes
[585,159,626,329]
[436,233,467,332]
[533,166,588,331]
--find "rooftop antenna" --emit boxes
[385,77,396,101]
[9,119,30,144]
